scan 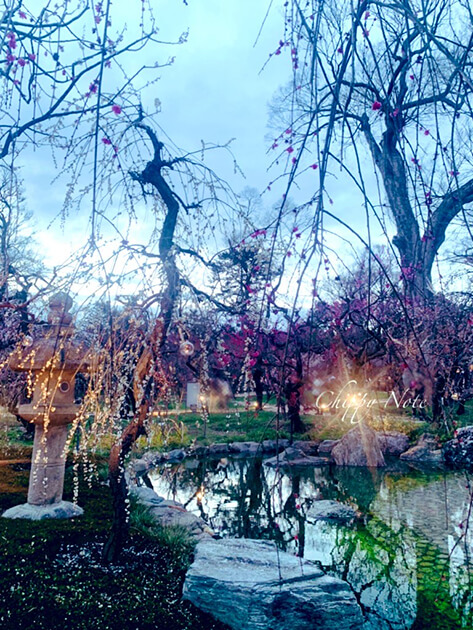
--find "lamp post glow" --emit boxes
[179,340,195,357]
[2,293,89,520]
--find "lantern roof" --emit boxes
[9,293,89,373]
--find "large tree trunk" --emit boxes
[102,422,146,563]
[285,353,305,438]
[361,114,473,299]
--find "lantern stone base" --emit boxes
[2,500,83,520]
[28,424,70,505]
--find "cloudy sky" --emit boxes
[24,0,293,265]
[16,0,463,302]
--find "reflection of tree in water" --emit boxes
[153,457,302,544]
[153,459,395,549]
[332,466,383,513]
[149,458,472,629]
[313,519,417,630]
[282,474,305,557]
[153,460,393,567]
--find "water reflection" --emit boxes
[148,457,473,629]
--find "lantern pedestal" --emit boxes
[2,421,83,520]
[2,418,84,521]
[2,422,83,519]
[1,293,88,521]
[28,424,70,505]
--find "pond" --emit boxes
[148,456,473,630]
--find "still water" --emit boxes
[149,456,473,630]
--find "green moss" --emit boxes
[351,518,398,566]
[412,537,470,630]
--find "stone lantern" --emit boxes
[2,293,89,520]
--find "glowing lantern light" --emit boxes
[179,340,194,357]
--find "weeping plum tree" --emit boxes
[102,122,234,562]
[0,1,243,560]
[0,0,173,556]
[271,0,473,297]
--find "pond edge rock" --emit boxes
[131,427,455,475]
[183,537,364,630]
[442,425,473,470]
[129,485,213,540]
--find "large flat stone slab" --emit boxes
[183,538,364,630]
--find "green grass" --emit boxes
[133,398,453,451]
[175,409,291,445]
[0,408,33,459]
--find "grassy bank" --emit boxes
[0,447,228,630]
[132,403,434,454]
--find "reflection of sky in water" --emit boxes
[149,457,473,629]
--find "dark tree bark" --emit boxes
[362,114,473,298]
[102,125,183,563]
[285,353,306,438]
[102,421,146,563]
[252,355,264,409]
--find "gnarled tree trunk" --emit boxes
[102,125,182,563]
